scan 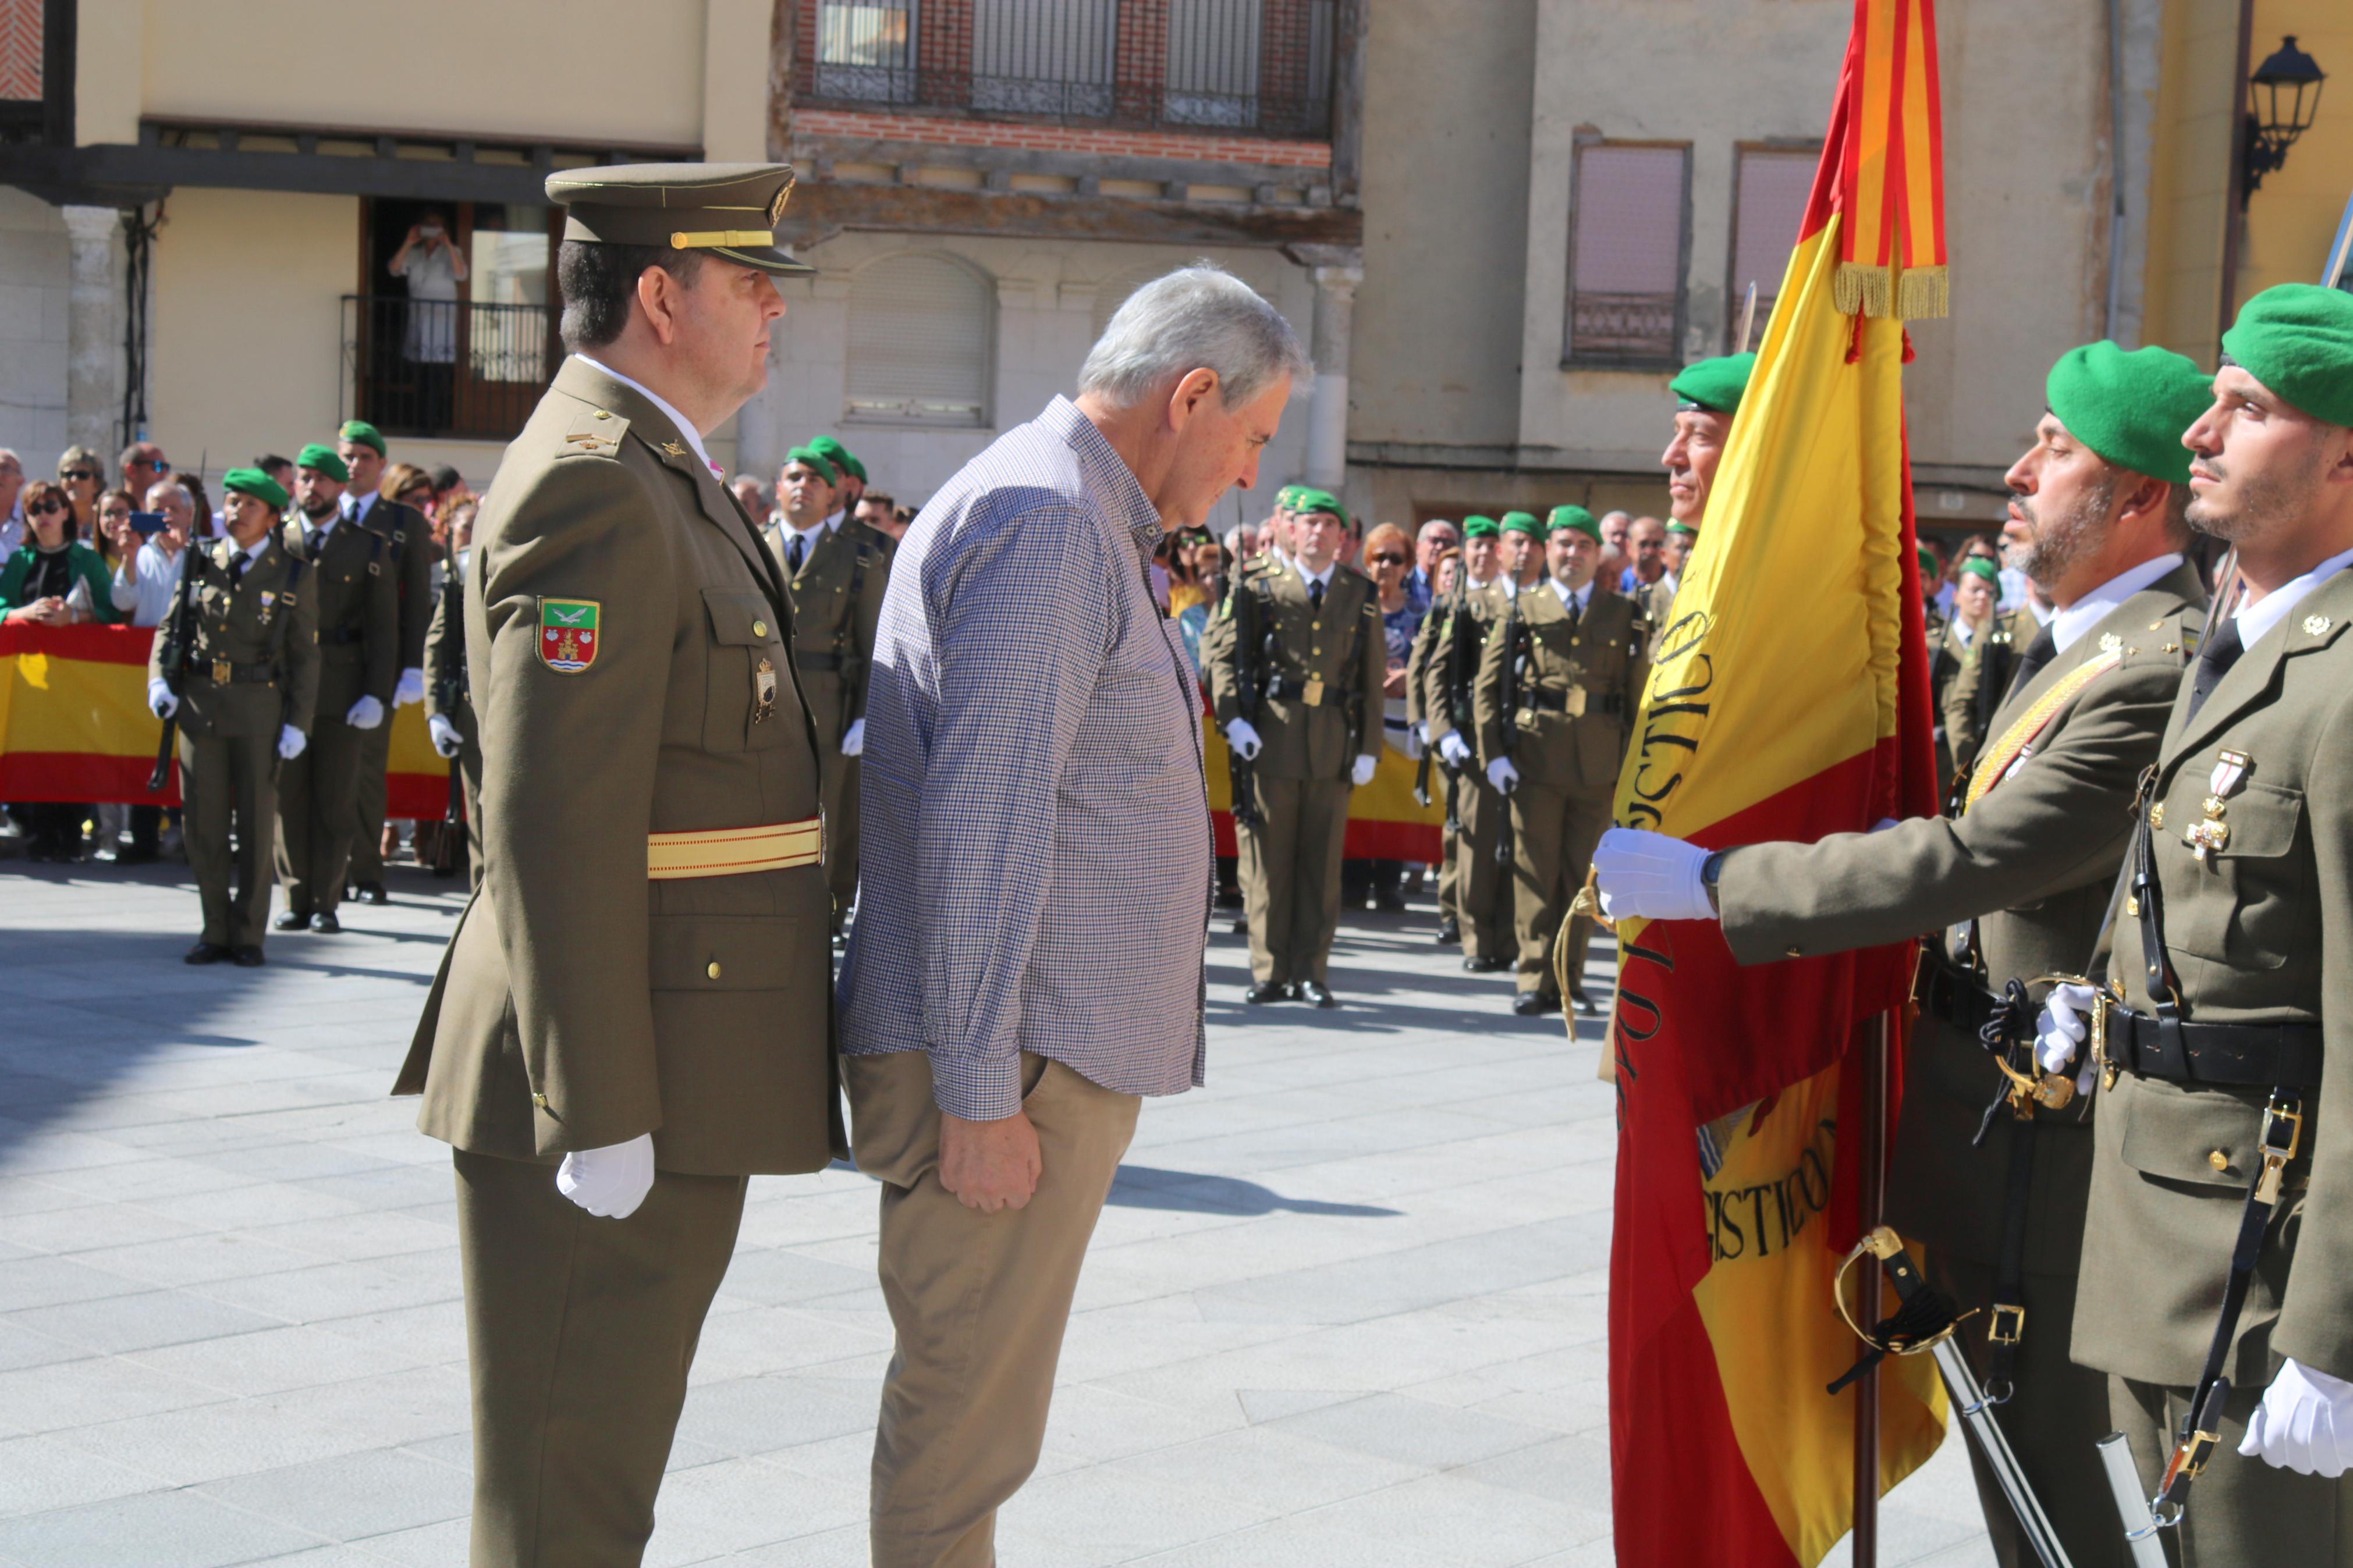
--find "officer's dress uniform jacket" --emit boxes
[2081,563,2353,1558]
[275,511,398,918]
[1472,580,1647,998]
[766,512,890,923]
[349,493,434,887]
[1716,559,2205,1567]
[1203,557,1388,987]
[152,534,321,949]
[1422,578,1516,963]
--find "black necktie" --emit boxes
[228,552,247,589]
[787,533,805,574]
[2003,624,2057,703]
[1309,578,1325,611]
[2185,617,2244,720]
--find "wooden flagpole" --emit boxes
[1852,1011,1890,1565]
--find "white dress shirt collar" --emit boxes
[574,353,719,477]
[2049,552,2184,656]
[1549,578,1593,614]
[342,489,377,524]
[1296,560,1335,593]
[2235,543,2353,653]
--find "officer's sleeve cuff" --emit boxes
[927,1047,1024,1122]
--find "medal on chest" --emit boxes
[2186,748,2251,863]
[754,657,778,723]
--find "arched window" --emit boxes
[846,253,993,427]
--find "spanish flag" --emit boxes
[1607,0,1949,1560]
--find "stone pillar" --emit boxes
[1303,260,1359,491]
[62,205,126,457]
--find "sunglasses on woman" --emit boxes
[1369,553,1408,566]
[63,470,97,482]
[28,499,64,515]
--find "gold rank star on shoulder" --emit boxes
[2304,615,2331,637]
[661,441,688,458]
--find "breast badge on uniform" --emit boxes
[537,598,602,673]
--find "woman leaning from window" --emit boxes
[2,479,125,625]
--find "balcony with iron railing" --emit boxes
[342,295,559,443]
[800,0,1337,139]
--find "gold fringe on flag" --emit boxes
[1894,265,1949,321]
[1832,263,1950,321]
[1834,263,1892,319]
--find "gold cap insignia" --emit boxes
[2304,615,2332,636]
[2099,632,2122,653]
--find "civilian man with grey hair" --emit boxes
[840,261,1308,1568]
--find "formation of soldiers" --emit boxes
[1596,285,2353,1564]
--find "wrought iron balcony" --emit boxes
[342,294,558,443]
[1568,291,1683,367]
[803,0,1336,139]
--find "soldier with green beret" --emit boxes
[273,443,397,933]
[1598,333,2219,1563]
[1422,515,1518,970]
[1476,505,1648,1014]
[392,162,837,1568]
[1652,354,1756,650]
[2048,286,2353,1561]
[766,439,892,933]
[806,434,868,512]
[147,467,320,965]
[336,418,435,905]
[1205,485,1387,1005]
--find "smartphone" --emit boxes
[128,511,169,535]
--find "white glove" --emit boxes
[147,680,178,720]
[1591,827,1716,922]
[841,718,867,758]
[556,1133,656,1220]
[427,713,463,759]
[393,667,427,707]
[1486,757,1520,794]
[2035,982,2102,1096]
[1401,726,1425,762]
[1439,731,1473,769]
[345,695,385,730]
[276,725,306,761]
[2240,1359,2353,1477]
[1225,719,1264,760]
[1351,753,1378,787]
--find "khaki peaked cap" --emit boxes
[548,162,815,276]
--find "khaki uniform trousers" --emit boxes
[1930,1257,2122,1567]
[819,741,860,929]
[457,742,484,893]
[1454,777,1514,963]
[275,713,369,918]
[2109,1375,2353,1568]
[180,727,279,949]
[349,712,395,884]
[1435,820,1461,927]
[452,1148,747,1568]
[1237,775,1351,987]
[847,1048,1140,1568]
[1509,780,1612,997]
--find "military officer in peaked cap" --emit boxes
[1599,338,2216,1566]
[392,162,837,1568]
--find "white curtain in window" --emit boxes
[847,255,992,427]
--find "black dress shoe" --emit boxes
[1435,918,1461,947]
[274,910,311,931]
[1513,992,1560,1017]
[1375,893,1408,913]
[1300,981,1337,1008]
[310,911,341,933]
[1244,981,1289,1004]
[1231,916,1249,936]
[1463,954,1508,974]
[232,945,265,968]
[116,845,160,865]
[183,941,230,965]
[357,882,389,906]
[1569,988,1599,1016]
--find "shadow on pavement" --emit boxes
[1108,1164,1401,1217]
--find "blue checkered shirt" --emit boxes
[838,397,1211,1119]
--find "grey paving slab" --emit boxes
[0,859,1996,1566]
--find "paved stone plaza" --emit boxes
[0,857,1993,1566]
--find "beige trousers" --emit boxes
[846,1048,1141,1568]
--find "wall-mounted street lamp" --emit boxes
[2243,35,2324,205]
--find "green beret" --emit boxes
[296,443,349,483]
[785,445,839,485]
[807,435,866,483]
[222,467,289,511]
[1499,510,1546,538]
[1916,543,1937,576]
[1276,485,1307,511]
[1548,505,1600,542]
[1959,556,2000,585]
[1461,515,1501,540]
[2044,341,2212,485]
[2221,283,2353,428]
[1291,487,1348,527]
[337,419,385,456]
[1665,520,1697,537]
[1671,353,1757,417]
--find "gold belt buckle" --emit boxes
[2256,1097,2305,1205]
[1987,1303,2026,1346]
[211,657,232,684]
[1302,677,1325,707]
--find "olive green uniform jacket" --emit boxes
[349,495,434,884]
[1942,605,2036,779]
[1201,558,1388,783]
[396,355,837,1176]
[765,514,891,917]
[2084,564,2353,1392]
[283,514,399,717]
[149,534,322,743]
[1421,578,1516,960]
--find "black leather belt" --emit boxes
[1524,688,1624,716]
[191,663,279,685]
[2108,1008,2324,1090]
[794,650,842,672]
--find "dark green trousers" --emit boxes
[179,727,278,948]
[275,714,367,917]
[2109,1374,2353,1567]
[452,1148,746,1568]
[348,709,395,883]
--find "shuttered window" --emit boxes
[1563,143,1690,369]
[846,254,993,427]
[1727,146,1818,350]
